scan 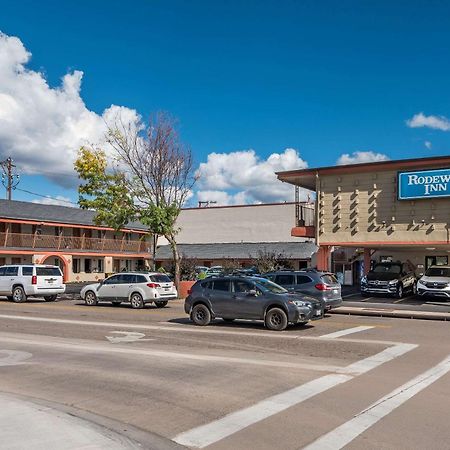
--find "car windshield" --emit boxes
[254,278,287,294]
[425,267,450,277]
[150,274,172,283]
[372,264,401,274]
[36,267,62,276]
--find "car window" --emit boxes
[321,274,338,284]
[117,274,134,284]
[104,275,121,285]
[36,267,61,276]
[22,267,33,276]
[150,274,171,283]
[233,280,254,293]
[5,266,18,276]
[134,274,148,283]
[275,274,295,285]
[373,264,401,274]
[201,281,212,289]
[0,267,6,276]
[296,275,312,284]
[255,278,288,294]
[425,267,450,277]
[212,279,231,291]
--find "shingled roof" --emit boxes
[155,242,318,260]
[0,199,148,231]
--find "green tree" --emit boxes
[74,112,196,288]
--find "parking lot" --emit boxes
[0,296,449,449]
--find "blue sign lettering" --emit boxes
[398,168,450,200]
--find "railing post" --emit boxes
[4,224,9,247]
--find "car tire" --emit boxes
[396,283,404,299]
[154,301,168,308]
[222,318,235,323]
[44,295,57,302]
[12,286,27,303]
[7,296,13,301]
[191,304,211,326]
[265,307,288,331]
[130,293,144,309]
[298,321,309,326]
[84,291,98,306]
[112,301,122,307]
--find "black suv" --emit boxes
[184,276,324,331]
[360,262,416,298]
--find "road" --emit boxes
[0,297,449,449]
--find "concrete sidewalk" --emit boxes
[0,394,140,450]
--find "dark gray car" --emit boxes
[264,270,342,310]
[184,276,324,331]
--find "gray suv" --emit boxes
[264,270,342,310]
[184,276,324,331]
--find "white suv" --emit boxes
[0,264,66,303]
[417,265,450,299]
[80,272,178,309]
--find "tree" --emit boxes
[74,112,196,288]
[250,250,294,273]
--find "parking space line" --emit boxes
[393,295,413,304]
[319,326,375,339]
[303,354,450,450]
[172,343,417,448]
[342,293,362,299]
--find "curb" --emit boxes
[331,306,450,321]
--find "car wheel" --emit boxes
[222,318,235,323]
[265,307,288,331]
[191,304,211,326]
[112,301,122,307]
[154,301,168,308]
[7,296,13,301]
[130,293,144,309]
[12,286,27,303]
[44,295,57,302]
[396,284,404,299]
[84,291,98,306]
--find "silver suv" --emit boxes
[417,266,450,299]
[0,264,65,303]
[264,270,342,310]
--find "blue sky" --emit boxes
[1,0,450,206]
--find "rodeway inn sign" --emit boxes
[398,168,450,200]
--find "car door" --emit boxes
[4,266,18,294]
[0,266,8,294]
[96,274,121,300]
[274,274,296,291]
[208,279,232,316]
[293,274,315,295]
[232,279,263,319]
[115,274,135,301]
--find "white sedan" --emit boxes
[80,272,178,309]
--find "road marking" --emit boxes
[393,295,413,304]
[172,342,417,448]
[359,297,373,302]
[342,293,362,299]
[0,333,343,372]
[319,326,375,339]
[0,349,33,366]
[105,331,154,344]
[304,354,450,450]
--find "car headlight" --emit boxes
[361,276,367,284]
[389,279,399,285]
[417,279,424,285]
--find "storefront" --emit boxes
[277,155,450,285]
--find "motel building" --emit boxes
[0,199,151,282]
[277,155,450,285]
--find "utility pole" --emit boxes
[1,157,20,200]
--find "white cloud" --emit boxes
[31,195,74,207]
[336,151,390,165]
[195,148,309,205]
[424,141,432,149]
[406,112,450,131]
[0,32,141,187]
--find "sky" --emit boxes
[1,0,450,207]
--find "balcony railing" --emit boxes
[0,232,150,254]
[295,203,315,227]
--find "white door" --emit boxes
[114,274,134,301]
[96,274,121,300]
[0,266,9,295]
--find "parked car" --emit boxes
[0,264,65,303]
[360,262,416,298]
[184,275,324,331]
[205,266,224,277]
[263,269,342,310]
[80,272,178,309]
[417,265,450,299]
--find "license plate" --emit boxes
[164,288,170,291]
[47,280,54,284]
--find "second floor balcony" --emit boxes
[0,232,150,254]
[292,203,316,238]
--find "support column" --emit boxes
[316,245,331,271]
[363,248,371,275]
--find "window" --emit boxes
[117,274,134,284]
[73,258,80,274]
[255,278,288,293]
[373,263,401,274]
[134,275,148,283]
[321,274,338,284]
[233,280,254,293]
[84,258,92,273]
[150,274,171,283]
[201,281,212,289]
[0,267,6,276]
[425,267,450,277]
[104,275,121,285]
[275,274,295,285]
[95,259,104,273]
[296,275,312,284]
[36,267,62,276]
[212,280,231,291]
[5,266,18,276]
[22,267,33,276]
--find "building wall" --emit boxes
[158,203,307,245]
[318,169,450,245]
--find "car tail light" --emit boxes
[147,283,160,288]
[315,283,331,291]
[187,288,192,295]
[32,275,37,285]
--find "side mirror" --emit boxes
[247,289,257,296]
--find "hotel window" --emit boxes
[73,258,81,274]
[84,258,92,273]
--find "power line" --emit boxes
[1,157,20,200]
[15,188,79,206]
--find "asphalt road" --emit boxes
[0,296,449,449]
